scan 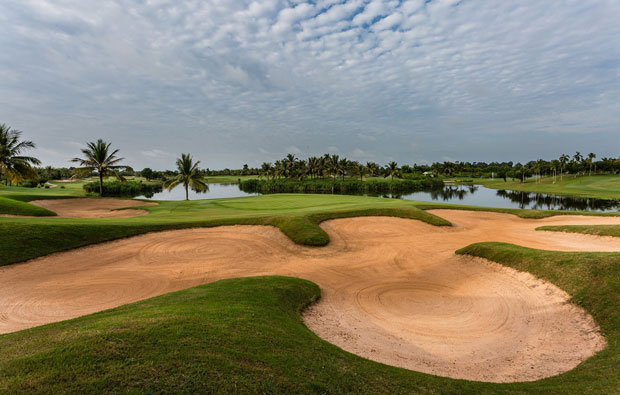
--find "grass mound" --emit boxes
[0,197,56,217]
[0,196,449,266]
[2,267,620,393]
[537,225,620,238]
[456,242,620,393]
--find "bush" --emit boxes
[239,178,443,195]
[18,180,38,188]
[83,180,163,197]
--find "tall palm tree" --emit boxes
[338,158,349,180]
[0,124,41,185]
[559,154,569,180]
[355,162,368,181]
[164,153,207,201]
[328,154,340,180]
[71,139,132,196]
[385,161,400,180]
[366,161,379,177]
[587,152,596,176]
[260,162,273,180]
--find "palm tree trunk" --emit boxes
[185,184,189,201]
[99,173,104,197]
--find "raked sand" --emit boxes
[2,210,620,382]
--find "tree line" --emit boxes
[2,122,620,200]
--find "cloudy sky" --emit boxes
[1,0,619,170]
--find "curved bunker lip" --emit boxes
[29,198,158,218]
[2,210,620,382]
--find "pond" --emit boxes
[135,183,259,201]
[137,182,620,212]
[378,184,620,212]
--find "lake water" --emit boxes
[136,183,259,201]
[138,183,620,212]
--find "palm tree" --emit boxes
[355,162,368,181]
[71,139,132,196]
[559,154,569,180]
[385,161,400,180]
[328,154,340,180]
[587,153,596,176]
[0,124,41,185]
[260,162,273,180]
[164,153,207,201]
[366,161,379,177]
[338,158,349,180]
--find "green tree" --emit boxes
[141,168,154,180]
[71,139,132,196]
[559,154,569,180]
[0,124,41,185]
[385,161,400,180]
[587,152,596,176]
[164,153,208,201]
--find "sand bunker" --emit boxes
[30,198,157,218]
[1,210,620,382]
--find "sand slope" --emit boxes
[30,198,157,218]
[1,210,620,382]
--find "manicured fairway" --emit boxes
[479,174,620,200]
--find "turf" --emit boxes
[537,225,620,238]
[2,260,619,394]
[478,174,620,200]
[412,201,620,219]
[0,194,450,266]
[455,243,620,393]
[0,197,56,216]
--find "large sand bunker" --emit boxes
[2,210,620,382]
[30,198,157,218]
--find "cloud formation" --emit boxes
[1,0,619,169]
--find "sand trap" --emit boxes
[30,198,158,218]
[1,210,620,382]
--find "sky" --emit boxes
[1,0,620,170]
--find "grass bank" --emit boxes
[0,197,56,216]
[537,225,620,238]
[0,194,449,266]
[478,174,620,200]
[2,264,620,393]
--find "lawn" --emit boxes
[2,187,620,392]
[478,174,620,200]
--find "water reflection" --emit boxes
[136,182,619,212]
[494,189,620,211]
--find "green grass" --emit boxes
[3,188,620,392]
[0,197,56,216]
[3,265,620,393]
[537,225,620,238]
[412,200,620,219]
[0,194,449,266]
[478,174,620,200]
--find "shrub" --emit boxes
[83,180,163,197]
[239,178,443,195]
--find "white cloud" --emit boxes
[1,0,620,168]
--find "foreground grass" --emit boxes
[478,174,620,200]
[455,243,620,393]
[0,194,449,266]
[2,267,619,393]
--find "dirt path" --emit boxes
[1,210,620,382]
[30,198,158,218]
